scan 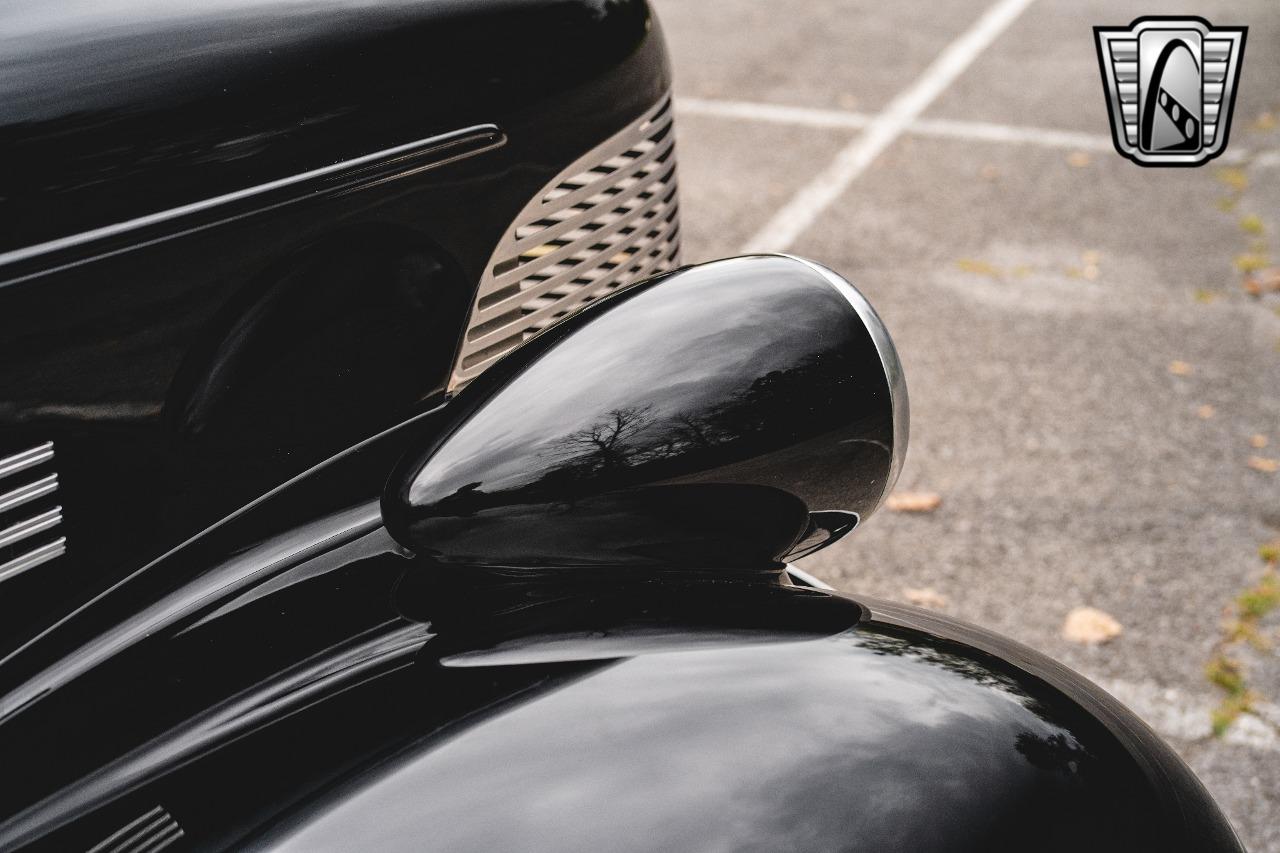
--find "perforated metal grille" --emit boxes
[450,95,681,389]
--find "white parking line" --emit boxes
[740,0,1039,253]
[678,97,874,131]
[904,115,1113,151]
[680,97,1279,164]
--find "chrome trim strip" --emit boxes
[0,538,66,584]
[0,621,426,850]
[0,508,62,550]
[0,502,383,722]
[86,805,183,853]
[86,807,165,853]
[0,474,58,515]
[778,255,910,515]
[135,822,184,853]
[0,443,54,481]
[785,564,835,591]
[0,125,506,282]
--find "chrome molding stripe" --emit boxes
[0,620,428,850]
[0,539,66,585]
[0,474,58,515]
[0,125,506,286]
[785,564,836,591]
[0,442,65,585]
[0,502,385,722]
[451,95,682,389]
[779,255,910,515]
[0,508,62,550]
[0,443,54,480]
[87,805,183,853]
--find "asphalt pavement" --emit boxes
[652,0,1280,848]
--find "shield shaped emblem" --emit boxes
[1095,17,1246,166]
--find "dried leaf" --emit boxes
[1197,404,1216,419]
[886,491,942,513]
[1066,151,1091,168]
[1234,253,1270,273]
[1168,360,1193,376]
[1240,214,1265,235]
[1194,288,1218,303]
[1250,434,1269,449]
[1244,267,1280,296]
[956,258,1001,277]
[1247,456,1279,473]
[1217,167,1249,192]
[903,587,949,610]
[1062,606,1123,645]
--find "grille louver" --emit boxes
[450,94,682,389]
[87,806,183,853]
[0,442,66,584]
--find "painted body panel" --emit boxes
[263,603,1228,853]
[0,0,670,650]
[0,260,1240,852]
[0,541,1242,851]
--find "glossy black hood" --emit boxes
[0,0,661,257]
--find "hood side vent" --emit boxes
[450,94,682,390]
[0,442,66,584]
[86,806,183,853]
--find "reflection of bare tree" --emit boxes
[854,632,1025,693]
[544,353,856,477]
[1015,731,1093,777]
[558,406,655,471]
[521,349,878,503]
[674,414,718,449]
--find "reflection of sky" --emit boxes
[414,264,848,500]
[0,0,619,112]
[0,0,441,41]
[0,0,472,118]
[273,630,1083,852]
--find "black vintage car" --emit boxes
[0,1,1243,851]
